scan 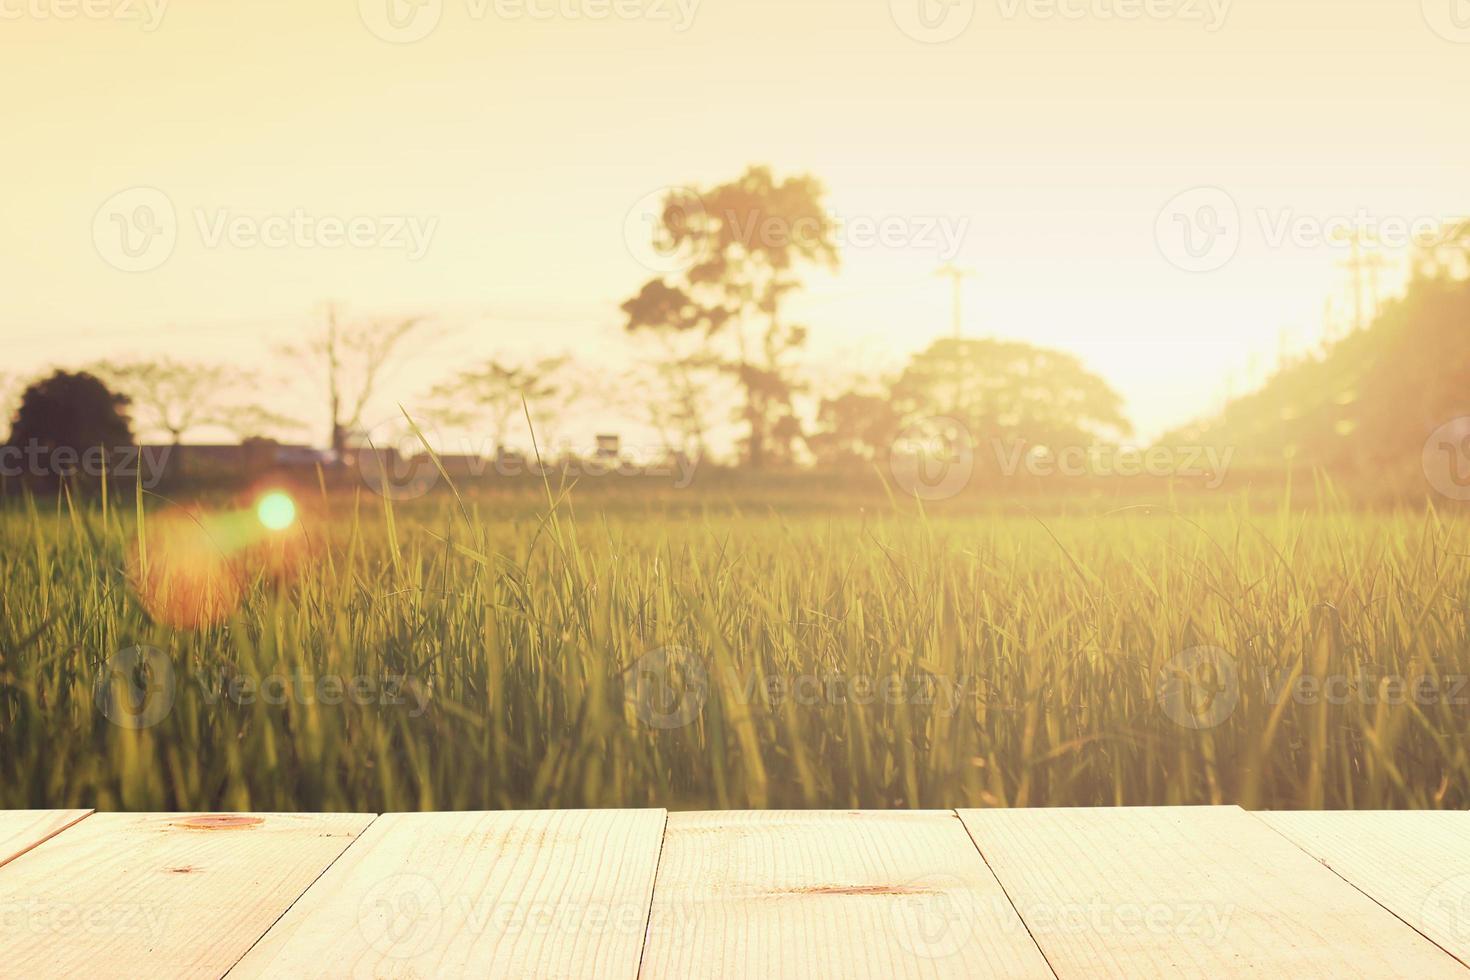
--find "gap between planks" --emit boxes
[0,808,92,870]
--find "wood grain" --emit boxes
[227,809,666,979]
[959,805,1467,978]
[0,811,373,980]
[638,809,1054,979]
[0,809,90,869]
[1259,810,1470,967]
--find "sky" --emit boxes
[2,0,1468,447]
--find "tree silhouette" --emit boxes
[620,345,722,460]
[808,389,902,468]
[431,355,579,454]
[7,370,133,453]
[1163,271,1470,474]
[622,166,838,468]
[892,338,1131,450]
[90,358,296,444]
[287,304,430,454]
[0,373,17,428]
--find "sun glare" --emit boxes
[256,492,297,531]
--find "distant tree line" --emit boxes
[1159,268,1470,477]
[31,164,1465,481]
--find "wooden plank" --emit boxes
[958,805,1467,979]
[0,811,373,980]
[0,809,90,869]
[1259,810,1470,967]
[639,810,1054,979]
[227,809,666,979]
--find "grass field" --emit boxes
[3,480,1469,812]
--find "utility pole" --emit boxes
[1322,297,1339,349]
[1337,231,1387,333]
[935,263,974,339]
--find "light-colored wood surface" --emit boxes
[958,805,1467,979]
[1259,810,1470,968]
[0,811,373,980]
[3,807,1470,979]
[0,808,90,868]
[226,808,666,980]
[638,809,1054,979]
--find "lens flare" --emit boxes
[128,508,243,630]
[256,491,297,531]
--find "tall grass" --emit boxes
[2,484,1468,812]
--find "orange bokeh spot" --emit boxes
[127,508,243,630]
[127,494,317,629]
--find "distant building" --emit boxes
[595,434,620,459]
[137,440,331,479]
[418,453,490,479]
[268,443,333,468]
[341,445,397,472]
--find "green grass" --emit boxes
[2,483,1468,812]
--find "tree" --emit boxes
[808,389,902,468]
[622,166,839,468]
[90,358,297,444]
[287,304,430,454]
[892,338,1131,451]
[1162,272,1470,475]
[620,342,722,460]
[0,373,17,428]
[430,354,580,455]
[1415,218,1470,281]
[7,370,133,453]
[213,403,301,442]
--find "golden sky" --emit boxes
[3,0,1467,443]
